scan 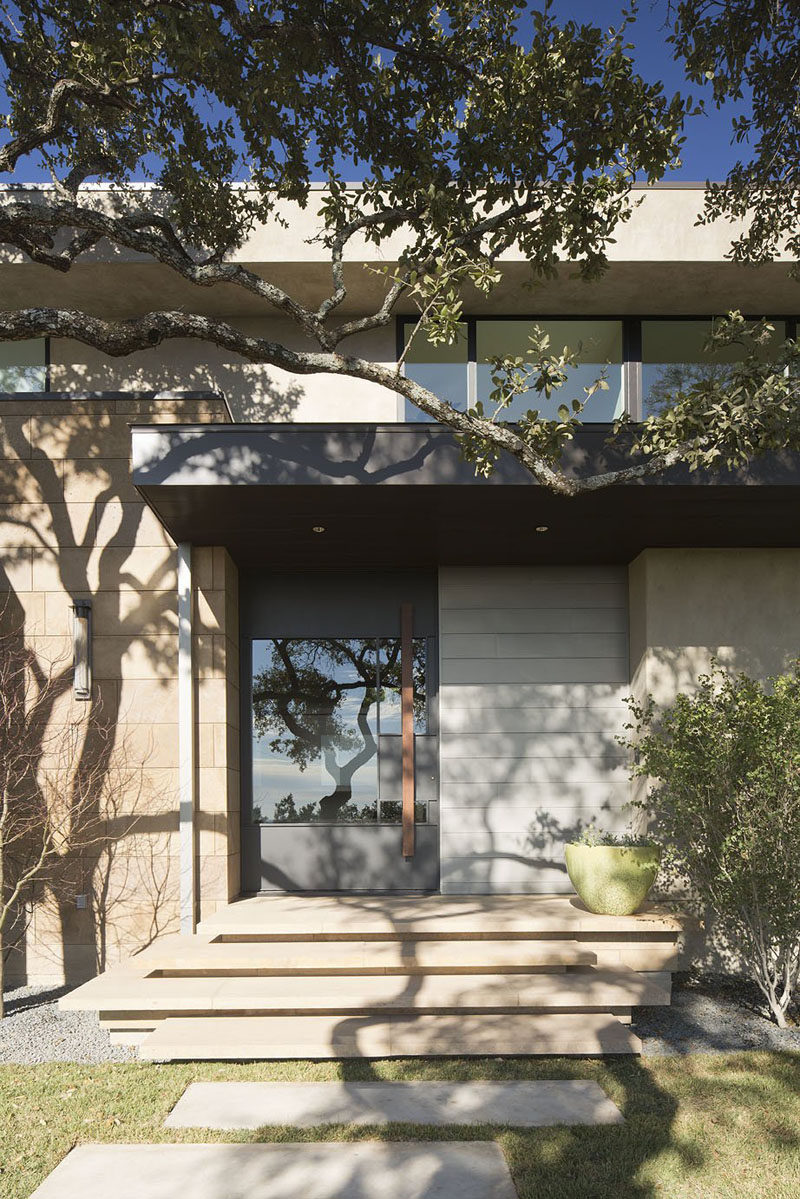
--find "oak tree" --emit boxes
[0,0,796,491]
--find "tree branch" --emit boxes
[0,198,324,335]
[0,304,687,496]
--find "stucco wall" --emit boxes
[628,547,800,969]
[438,566,631,894]
[0,395,235,985]
[49,320,398,424]
[629,548,800,707]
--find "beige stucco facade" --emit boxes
[629,548,800,707]
[1,187,799,983]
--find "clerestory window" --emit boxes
[0,339,47,392]
[399,316,793,423]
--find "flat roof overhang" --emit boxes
[132,423,800,568]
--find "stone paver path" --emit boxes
[165,1079,623,1129]
[29,1141,518,1199]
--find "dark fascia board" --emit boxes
[131,421,800,491]
[130,422,800,567]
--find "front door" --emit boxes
[241,571,439,892]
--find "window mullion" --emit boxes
[624,318,643,422]
[467,317,477,409]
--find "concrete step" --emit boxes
[588,943,681,972]
[197,894,684,941]
[136,936,598,975]
[139,1011,642,1059]
[63,965,670,1014]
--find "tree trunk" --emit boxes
[0,830,4,1020]
[768,994,788,1028]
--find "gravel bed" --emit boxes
[2,975,799,1064]
[633,972,800,1056]
[0,984,134,1064]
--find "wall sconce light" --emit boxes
[71,600,92,700]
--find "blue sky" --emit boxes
[2,1,748,186]
[550,0,748,181]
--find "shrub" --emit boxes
[624,664,800,1026]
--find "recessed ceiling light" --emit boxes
[312,525,326,534]
[535,525,549,533]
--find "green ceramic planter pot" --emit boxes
[564,843,661,916]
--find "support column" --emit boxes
[177,542,196,934]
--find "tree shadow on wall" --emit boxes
[45,358,305,422]
[0,595,177,993]
[0,393,251,990]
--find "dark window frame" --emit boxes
[397,315,796,423]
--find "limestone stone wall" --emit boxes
[193,546,240,924]
[0,394,234,985]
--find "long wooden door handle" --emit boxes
[400,602,415,859]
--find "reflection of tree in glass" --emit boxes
[380,801,428,824]
[253,639,380,822]
[644,362,736,415]
[273,793,317,823]
[272,794,378,823]
[378,638,428,732]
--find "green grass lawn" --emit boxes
[2,1053,799,1198]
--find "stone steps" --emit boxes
[62,964,671,1015]
[136,935,599,975]
[59,894,684,1060]
[138,1011,643,1060]
[197,894,684,940]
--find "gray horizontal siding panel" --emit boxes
[440,564,625,597]
[440,731,626,759]
[441,632,629,660]
[438,564,630,894]
[441,659,629,686]
[441,870,575,895]
[440,581,627,610]
[441,756,629,786]
[440,704,629,735]
[441,682,629,710]
[439,782,628,809]
[441,829,623,861]
[439,802,629,835]
[441,607,627,635]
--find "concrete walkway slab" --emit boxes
[29,1141,518,1199]
[164,1079,623,1129]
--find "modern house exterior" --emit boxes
[2,182,799,995]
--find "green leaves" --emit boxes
[634,312,800,474]
[670,1,800,269]
[5,3,793,497]
[0,1,691,264]
[624,661,800,1024]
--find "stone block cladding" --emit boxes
[0,395,236,985]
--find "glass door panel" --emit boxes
[252,638,379,824]
[250,636,433,826]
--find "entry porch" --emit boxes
[61,892,686,1060]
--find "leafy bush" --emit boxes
[624,664,800,1026]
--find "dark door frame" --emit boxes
[239,569,440,894]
